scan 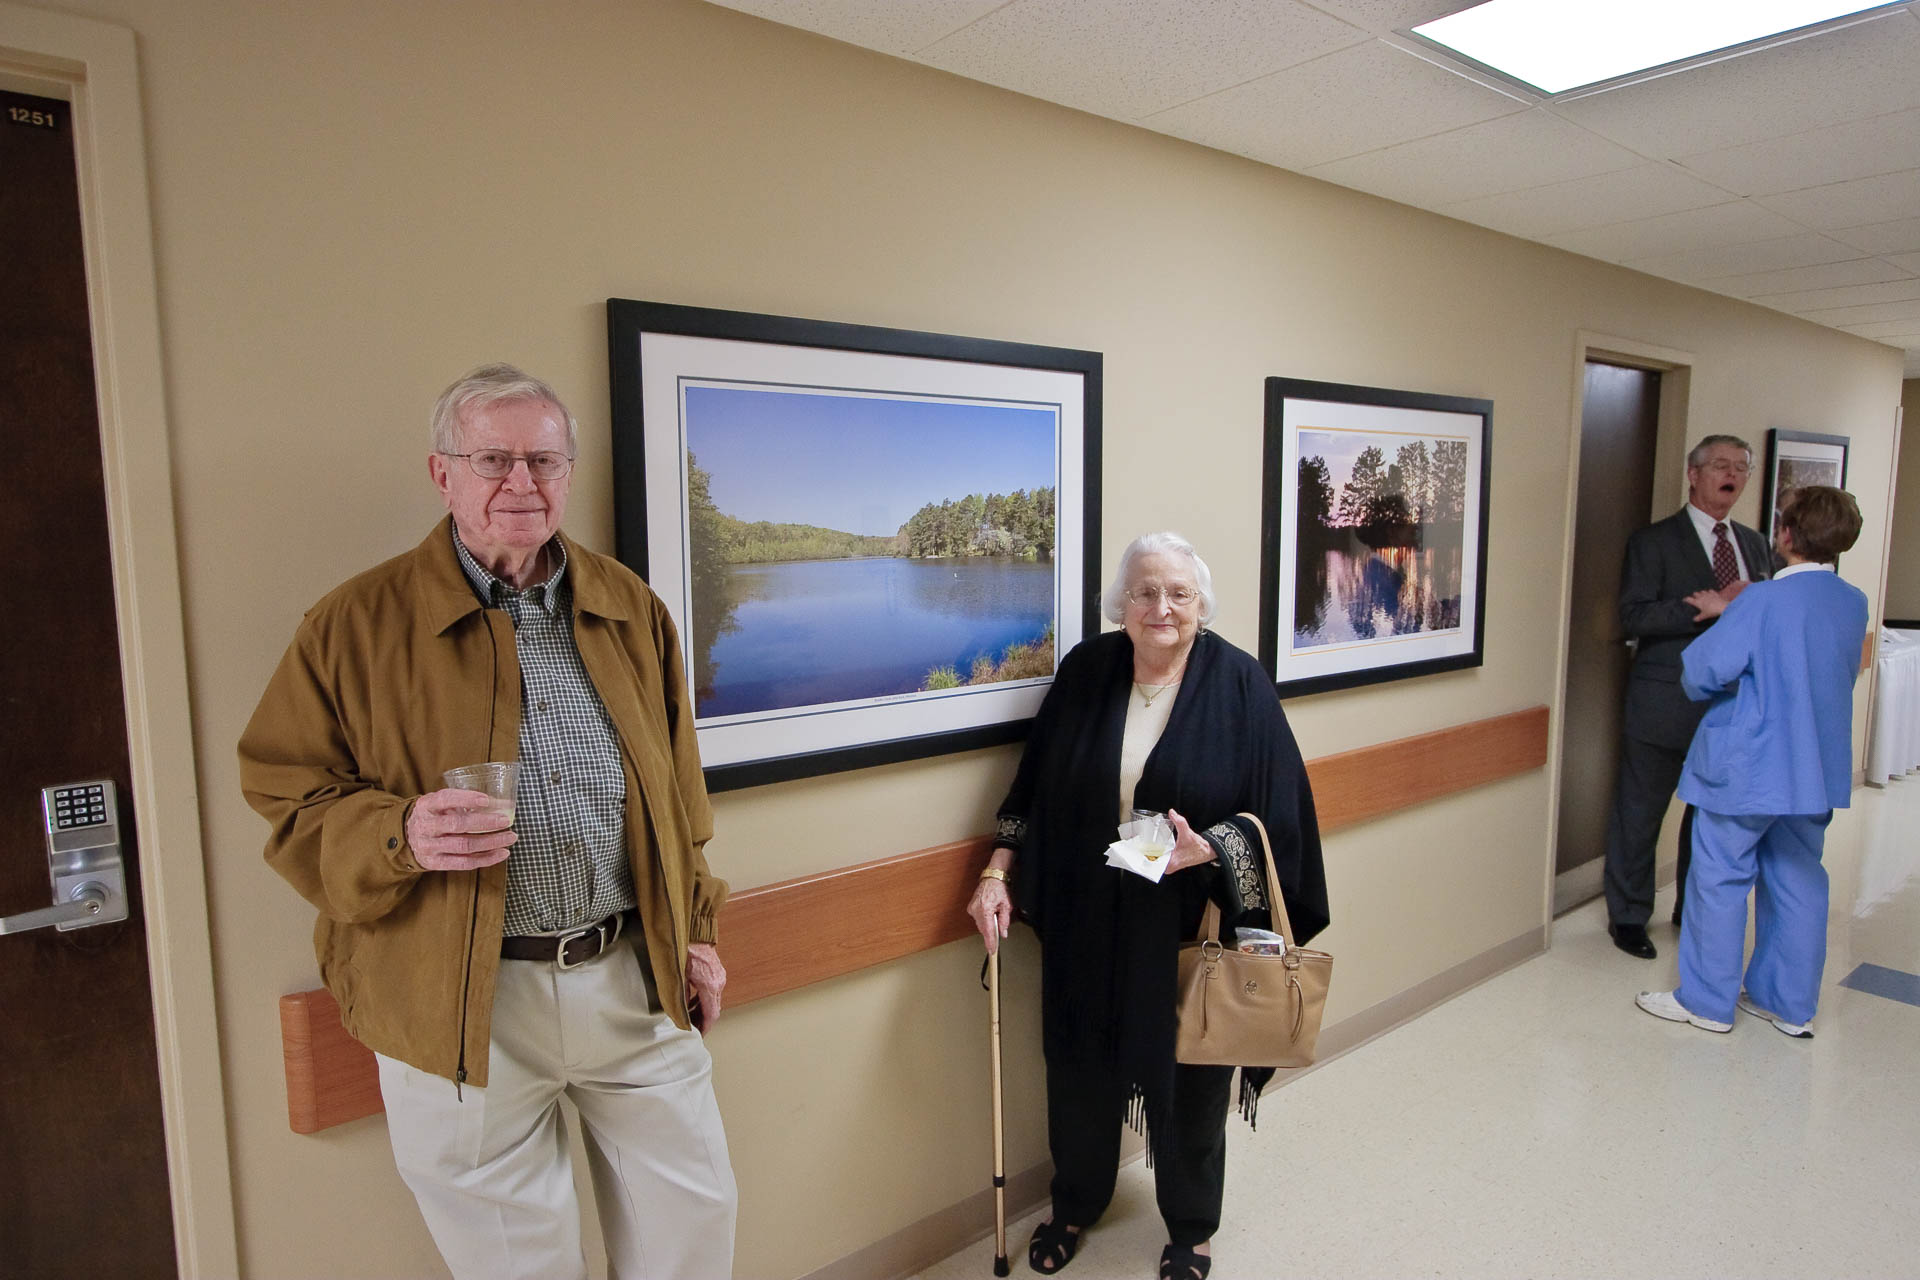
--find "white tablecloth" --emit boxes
[1867,627,1920,785]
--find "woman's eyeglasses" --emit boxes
[1126,587,1197,607]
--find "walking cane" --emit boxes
[987,947,1009,1276]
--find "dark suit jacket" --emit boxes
[1618,507,1771,750]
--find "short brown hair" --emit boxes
[1776,485,1861,564]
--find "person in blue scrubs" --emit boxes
[1635,485,1867,1038]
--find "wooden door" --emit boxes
[1556,361,1660,882]
[0,87,177,1277]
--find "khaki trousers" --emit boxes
[376,941,736,1279]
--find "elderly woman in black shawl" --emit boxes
[968,531,1328,1280]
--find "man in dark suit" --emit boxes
[1603,434,1771,959]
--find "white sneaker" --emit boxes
[1635,989,1733,1033]
[1738,994,1814,1038]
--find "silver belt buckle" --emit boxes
[555,913,622,970]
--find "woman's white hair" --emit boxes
[1101,531,1216,627]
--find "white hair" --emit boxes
[429,362,578,455]
[1101,531,1216,627]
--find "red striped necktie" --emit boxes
[1711,522,1739,590]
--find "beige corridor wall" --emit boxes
[43,0,1905,1275]
[1888,380,1920,618]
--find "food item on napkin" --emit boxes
[1105,814,1174,882]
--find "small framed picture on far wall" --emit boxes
[1759,429,1850,543]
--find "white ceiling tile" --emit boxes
[1890,252,1920,274]
[1541,201,1806,264]
[915,0,1368,120]
[1840,319,1920,339]
[1624,232,1866,281]
[1677,106,1920,197]
[1695,257,1913,298]
[1438,162,1738,240]
[1828,217,1920,255]
[703,0,1007,56]
[1798,297,1920,326]
[1305,108,1643,208]
[1749,278,1920,312]
[1550,10,1920,157]
[1755,168,1920,231]
[1145,39,1523,171]
[1301,1,1473,34]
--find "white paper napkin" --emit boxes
[1105,818,1172,883]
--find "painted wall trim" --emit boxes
[0,7,239,1276]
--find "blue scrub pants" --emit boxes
[1676,808,1832,1027]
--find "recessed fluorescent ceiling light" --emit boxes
[1413,0,1897,94]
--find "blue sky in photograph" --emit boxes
[685,383,1059,536]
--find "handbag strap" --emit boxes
[1235,811,1296,948]
[1194,812,1293,946]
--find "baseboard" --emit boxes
[1301,924,1546,1064]
[1553,858,1603,917]
[798,1158,1055,1280]
[804,925,1546,1279]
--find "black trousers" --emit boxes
[1601,733,1688,928]
[1674,804,1696,920]
[1044,1054,1234,1248]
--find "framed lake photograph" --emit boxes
[1258,377,1492,698]
[1760,429,1849,542]
[608,299,1102,790]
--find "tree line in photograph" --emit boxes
[1298,439,1467,549]
[896,487,1056,560]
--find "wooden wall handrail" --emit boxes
[281,704,1550,1132]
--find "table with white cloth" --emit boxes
[1867,626,1920,785]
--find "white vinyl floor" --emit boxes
[915,776,1920,1280]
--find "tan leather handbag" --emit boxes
[1174,812,1331,1069]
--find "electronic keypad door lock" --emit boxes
[0,781,131,935]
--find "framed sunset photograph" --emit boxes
[1258,377,1492,698]
[608,299,1102,790]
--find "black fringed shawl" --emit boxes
[995,629,1327,1153]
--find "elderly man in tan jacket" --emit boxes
[240,364,734,1279]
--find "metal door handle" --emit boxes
[5,781,131,936]
[0,881,110,935]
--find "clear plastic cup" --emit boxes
[1130,808,1173,861]
[442,761,519,827]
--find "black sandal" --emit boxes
[1027,1220,1081,1274]
[1159,1243,1212,1280]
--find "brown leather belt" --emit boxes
[500,911,633,969]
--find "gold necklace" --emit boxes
[1134,675,1182,708]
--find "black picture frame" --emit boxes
[608,299,1102,791]
[1258,377,1493,698]
[1759,428,1850,543]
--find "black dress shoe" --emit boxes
[1610,923,1657,959]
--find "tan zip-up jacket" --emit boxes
[240,521,724,1088]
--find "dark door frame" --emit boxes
[0,12,237,1275]
[1549,333,1697,921]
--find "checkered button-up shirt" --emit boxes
[453,529,636,935]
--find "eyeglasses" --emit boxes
[442,449,575,481]
[1126,586,1198,607]
[1698,460,1751,475]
